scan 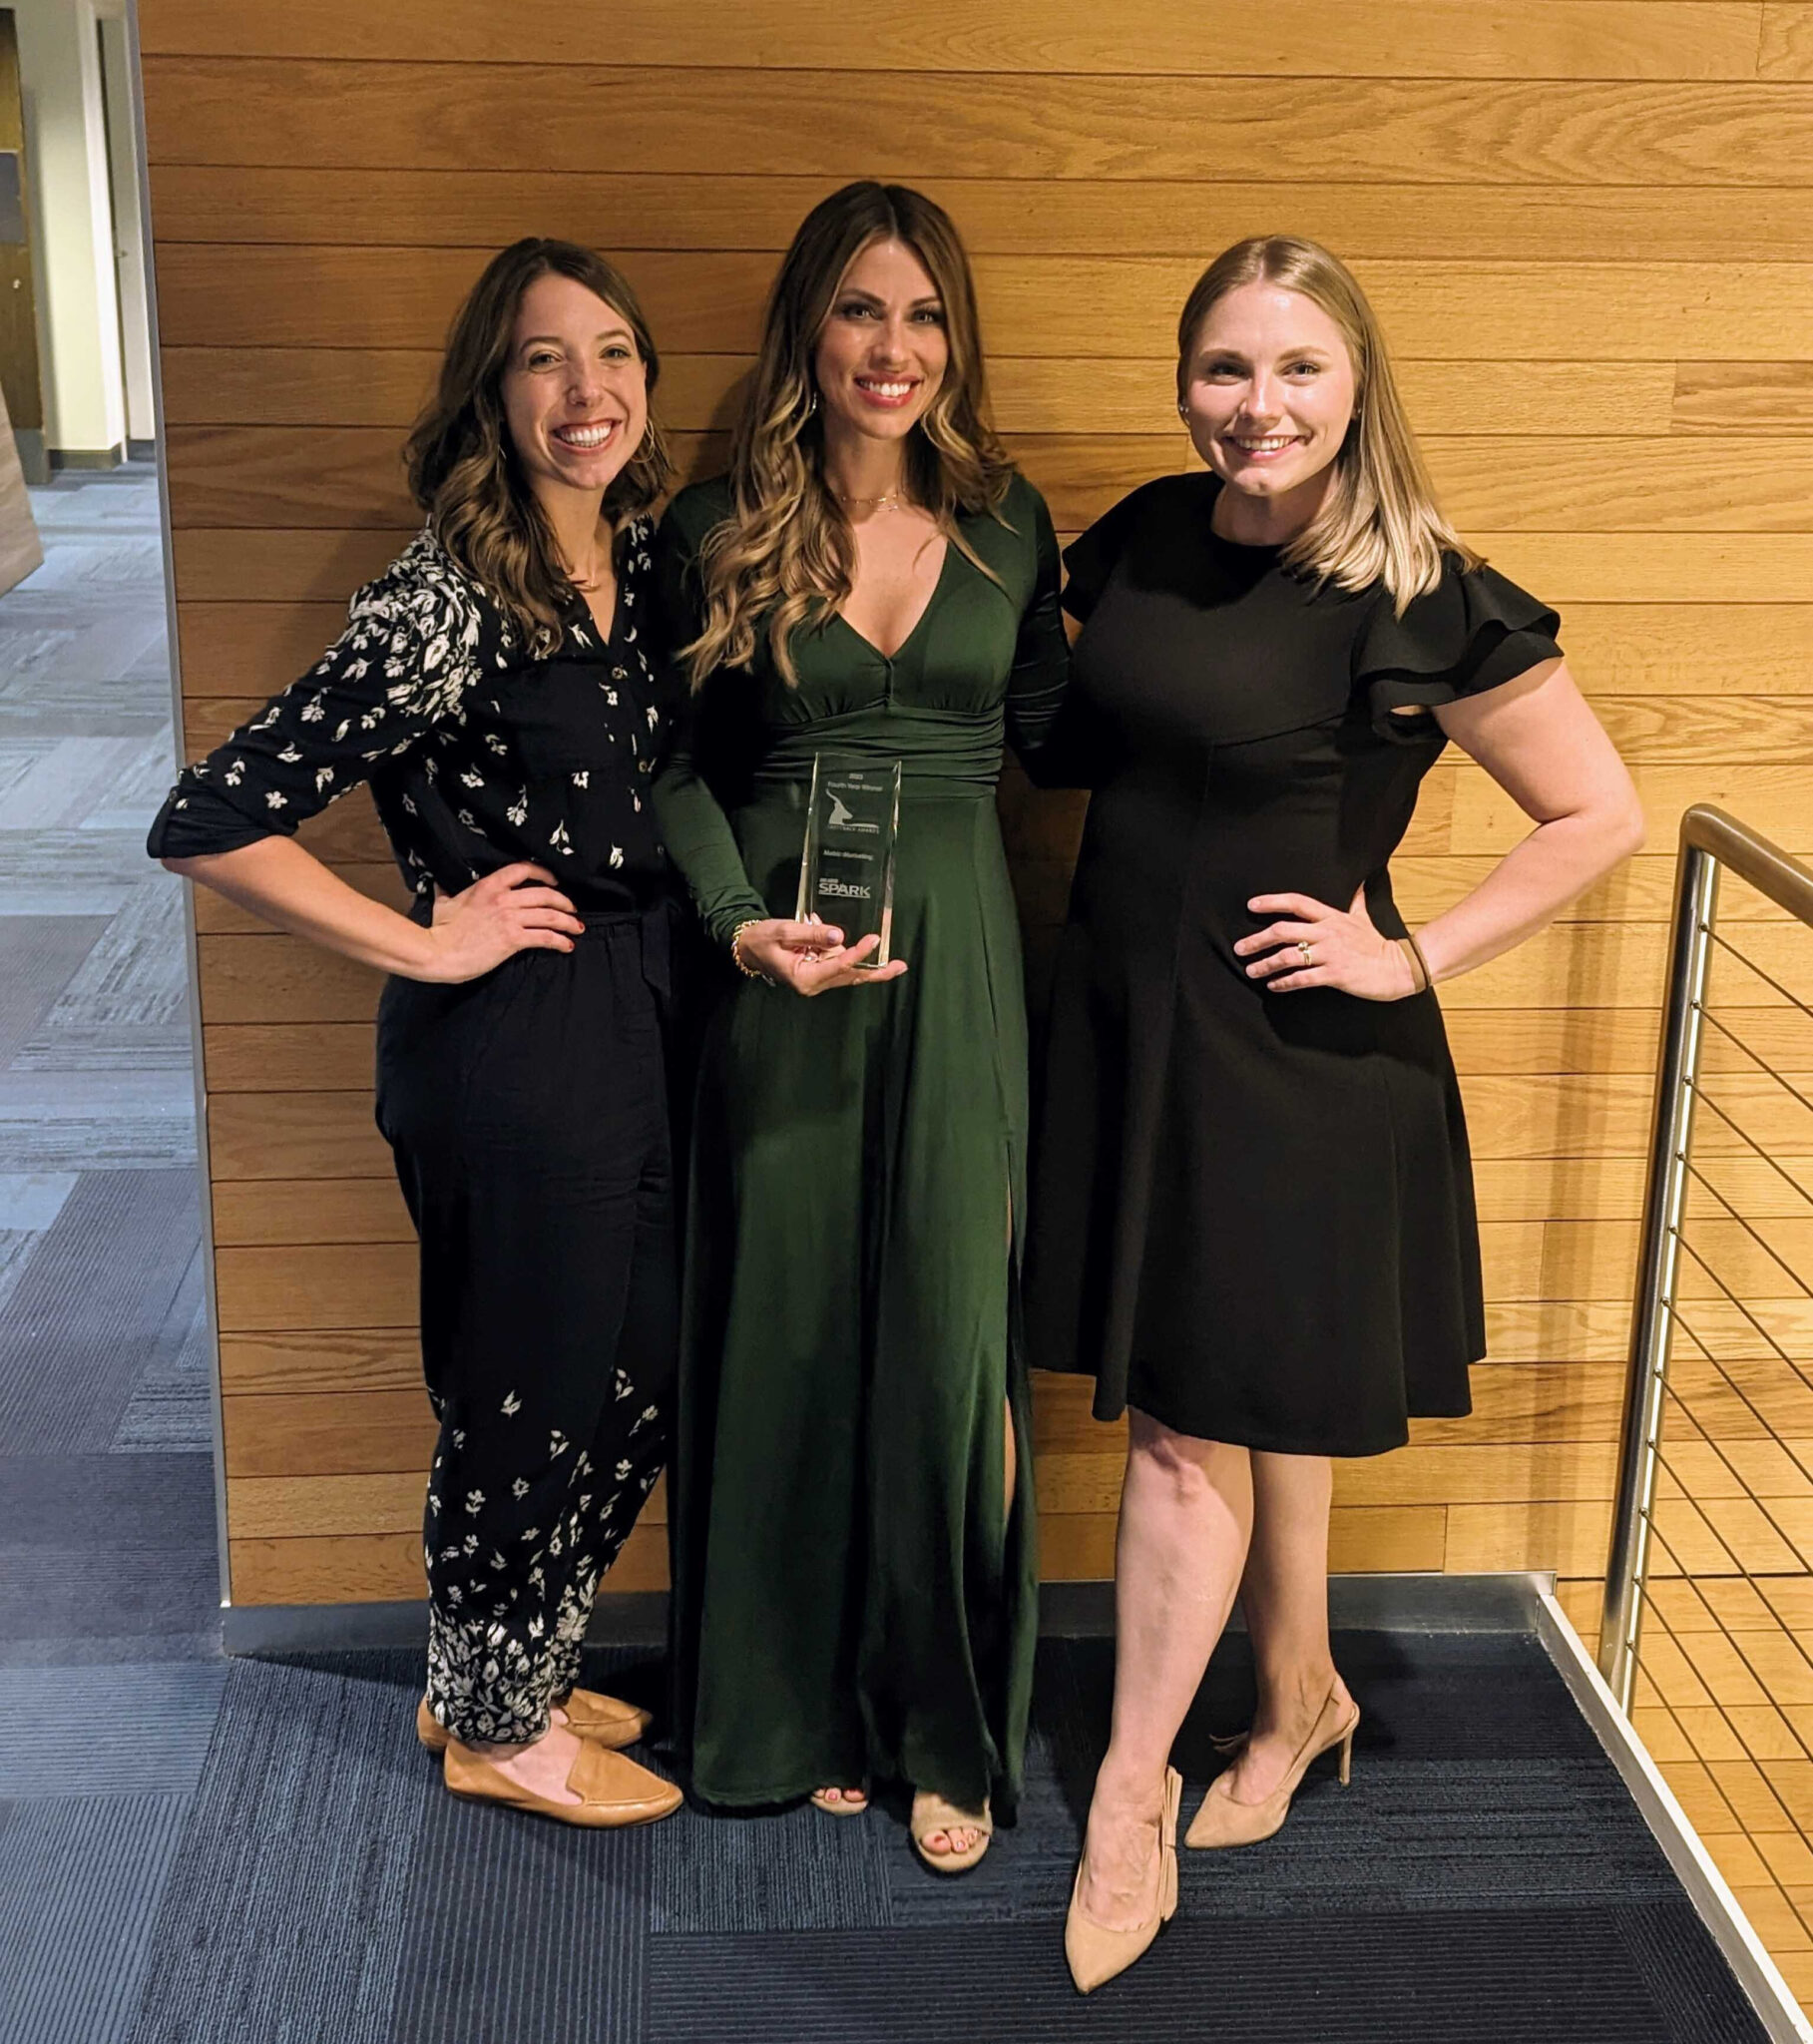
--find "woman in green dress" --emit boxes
[652,182,1068,1868]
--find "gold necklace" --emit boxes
[832,485,908,514]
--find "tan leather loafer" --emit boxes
[417,1688,654,1755]
[442,1737,682,1828]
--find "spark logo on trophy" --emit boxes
[796,754,902,965]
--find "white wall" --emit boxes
[12,0,125,456]
[97,10,150,443]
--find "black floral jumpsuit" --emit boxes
[149,521,679,1745]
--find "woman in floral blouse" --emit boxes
[151,240,685,1828]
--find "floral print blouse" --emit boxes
[148,519,677,916]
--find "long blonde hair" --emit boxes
[683,182,1015,688]
[404,238,673,652]
[1177,237,1476,614]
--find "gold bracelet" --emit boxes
[729,918,772,984]
[1403,931,1435,993]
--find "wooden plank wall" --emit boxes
[137,0,1813,1607]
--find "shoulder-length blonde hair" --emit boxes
[1177,237,1476,614]
[404,238,673,651]
[683,182,1015,688]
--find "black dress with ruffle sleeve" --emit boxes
[1025,473,1561,1454]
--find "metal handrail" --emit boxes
[1598,805,1813,1710]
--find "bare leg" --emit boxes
[1219,1451,1351,1803]
[1077,1412,1253,1928]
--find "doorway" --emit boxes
[95,9,152,458]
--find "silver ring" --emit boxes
[1297,941,1313,964]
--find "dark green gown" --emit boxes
[652,472,1068,1812]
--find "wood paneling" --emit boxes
[164,348,1689,440]
[216,1243,414,1330]
[1761,5,1813,80]
[213,1172,409,1243]
[137,1,1771,80]
[162,423,1180,534]
[206,1089,389,1181]
[1040,1506,1450,1582]
[141,63,1813,190]
[171,529,412,607]
[1673,362,1813,433]
[145,171,1813,264]
[198,934,381,1025]
[167,525,1813,611]
[141,1,1813,1615]
[160,421,1813,538]
[223,1388,435,1475]
[204,1022,381,1092]
[219,1327,419,1394]
[227,1522,672,1602]
[1555,609,1813,695]
[1444,1498,1615,1574]
[1454,762,1813,856]
[151,246,1813,360]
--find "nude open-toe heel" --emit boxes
[911,1790,992,1873]
[1065,1766,1181,1994]
[1183,1684,1358,1850]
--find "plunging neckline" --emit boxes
[831,536,953,664]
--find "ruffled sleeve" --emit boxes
[1060,483,1155,625]
[1355,556,1563,746]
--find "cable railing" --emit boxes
[1600,805,1813,1999]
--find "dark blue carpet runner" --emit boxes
[97,1631,1767,2043]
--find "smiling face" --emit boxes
[499,270,649,508]
[811,237,950,449]
[1180,280,1359,532]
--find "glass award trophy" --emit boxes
[796,755,902,966]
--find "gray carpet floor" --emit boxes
[0,468,220,2044]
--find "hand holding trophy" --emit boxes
[732,755,908,995]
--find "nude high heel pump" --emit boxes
[1184,1683,1357,1850]
[1065,1766,1181,1995]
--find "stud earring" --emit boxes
[1176,400,1188,420]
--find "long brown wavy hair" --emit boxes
[404,238,673,651]
[683,182,1015,688]
[1177,237,1477,615]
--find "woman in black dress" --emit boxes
[151,241,685,1828]
[1030,237,1644,1991]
